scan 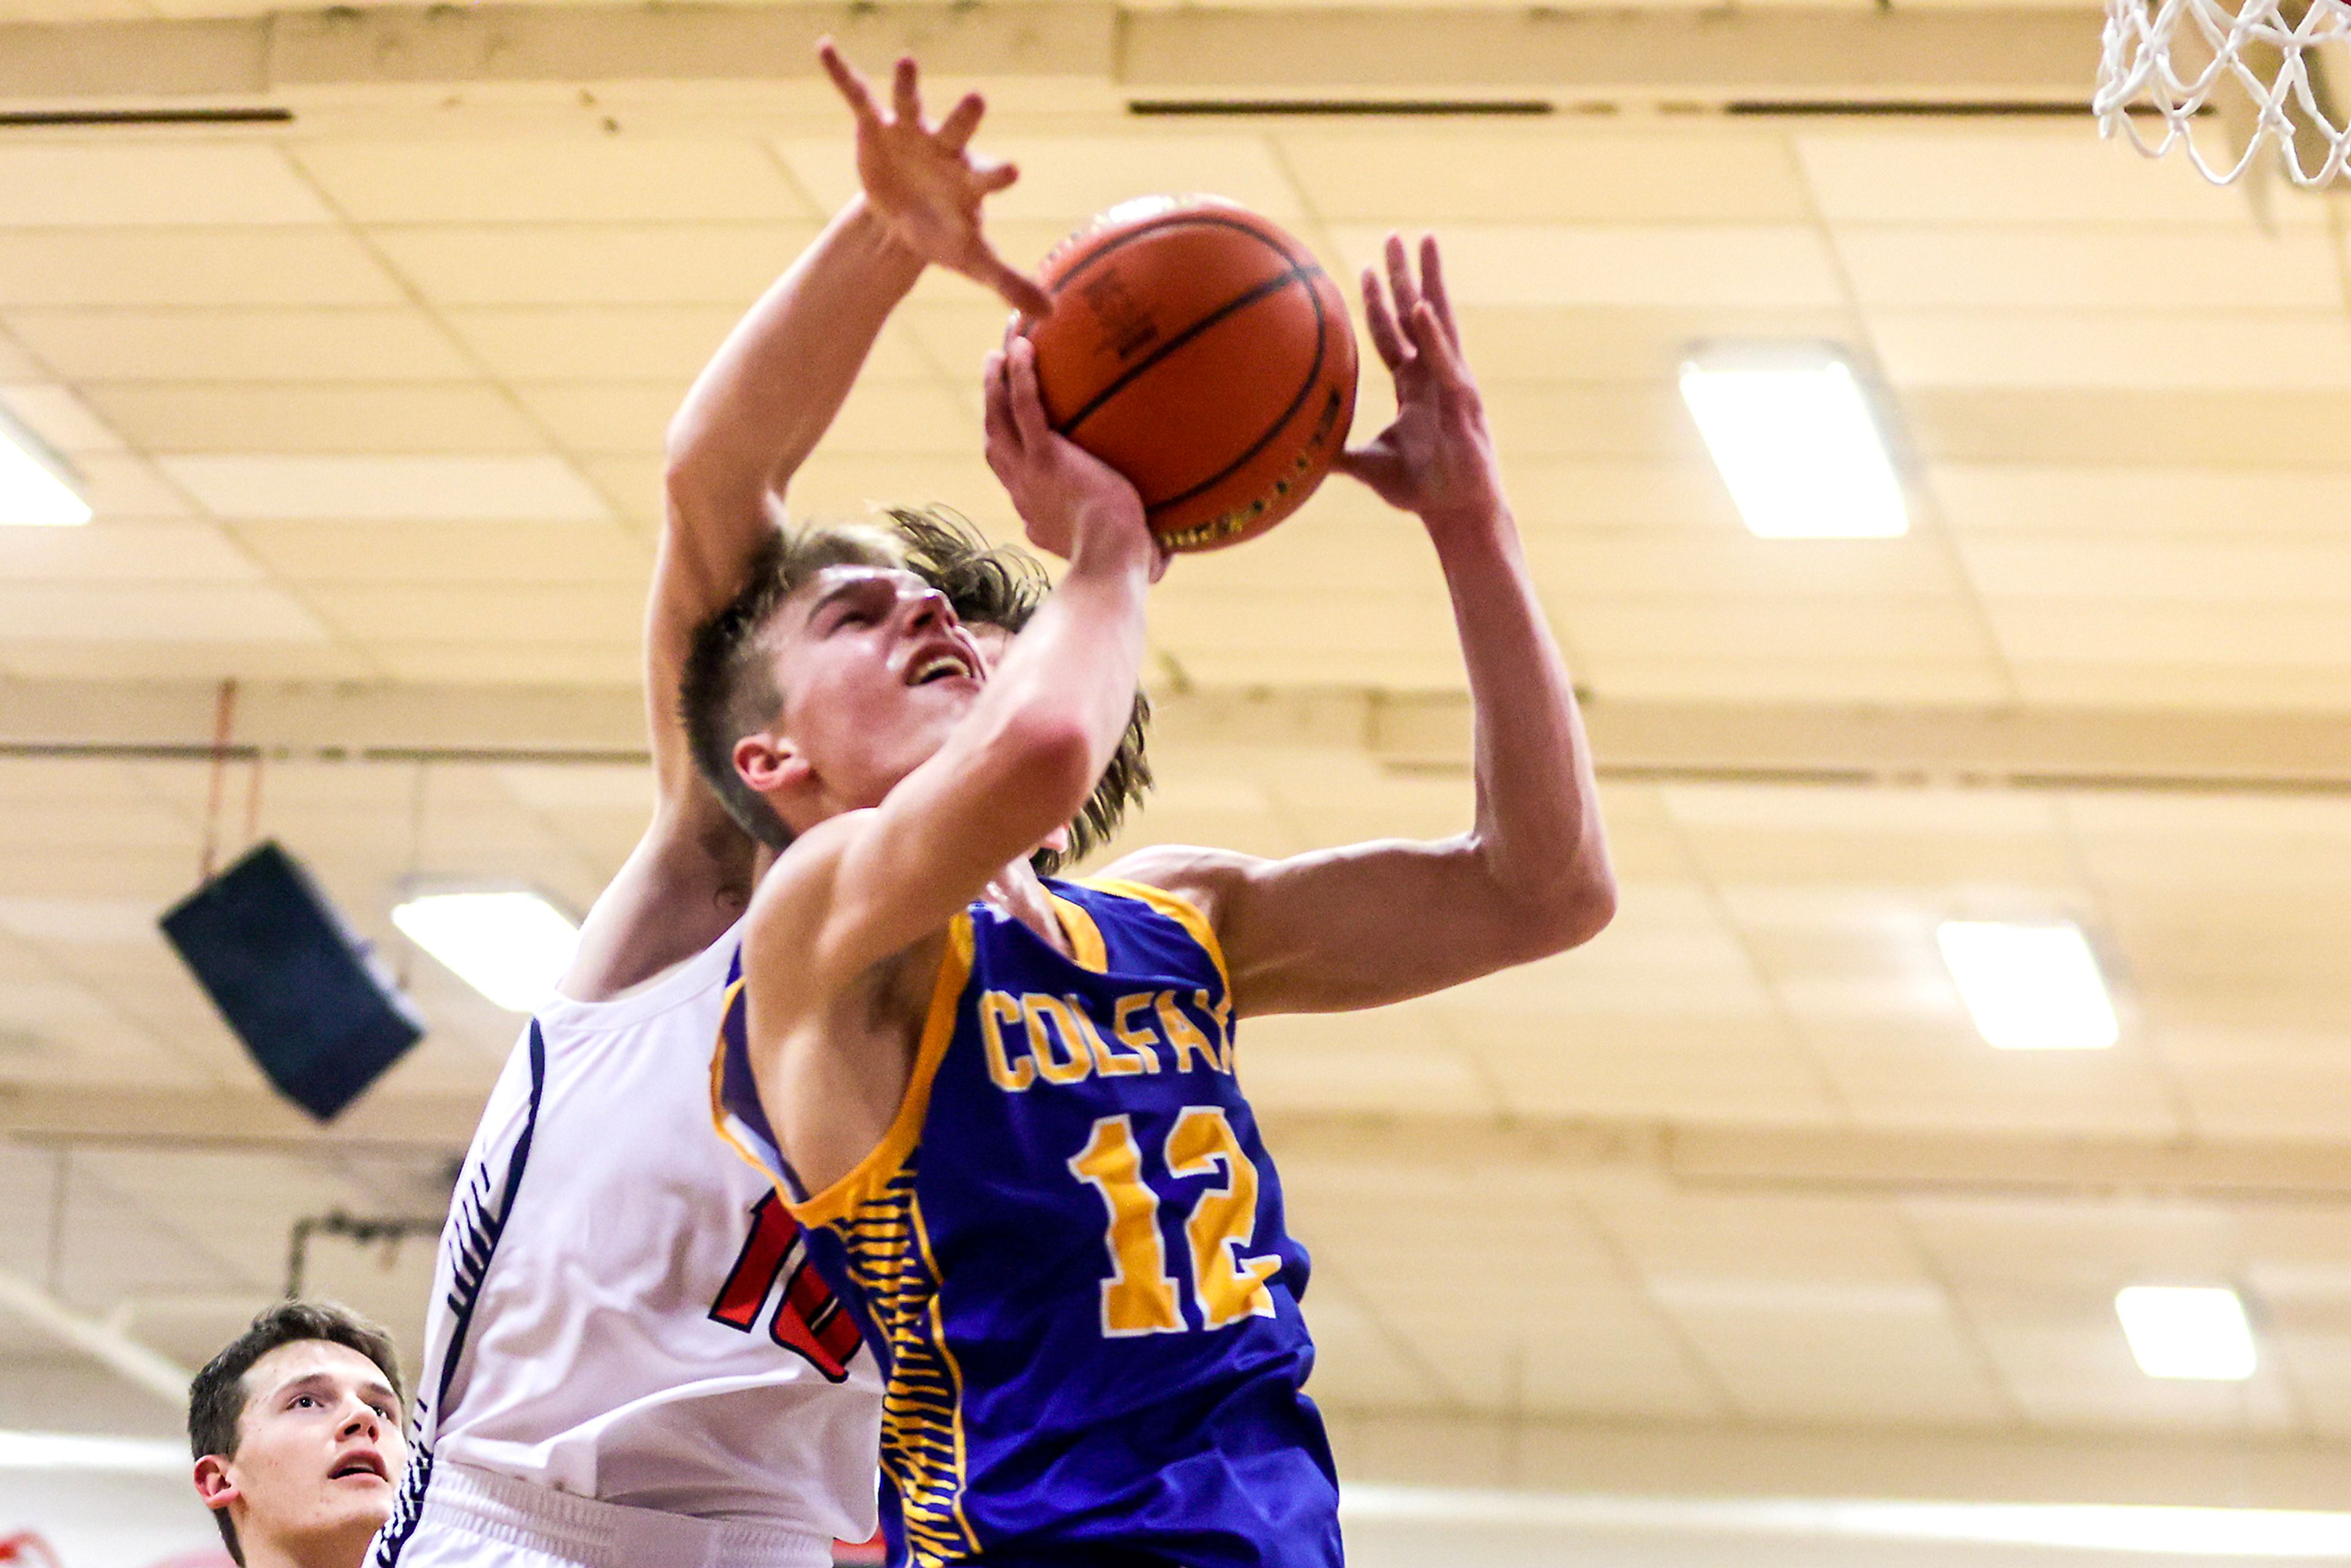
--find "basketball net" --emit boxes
[2098,0,2351,183]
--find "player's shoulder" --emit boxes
[739,809,875,975]
[1086,842,1267,934]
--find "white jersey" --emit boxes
[374,928,881,1564]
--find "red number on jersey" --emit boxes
[709,1191,860,1381]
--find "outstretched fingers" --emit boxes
[937,90,986,152]
[1406,299,1471,391]
[1382,232,1423,330]
[1417,234,1460,348]
[968,241,1053,319]
[1360,266,1406,371]
[891,55,923,126]
[817,39,879,126]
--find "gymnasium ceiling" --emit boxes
[4,0,2351,1513]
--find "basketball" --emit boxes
[1022,197,1359,552]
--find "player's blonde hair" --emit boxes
[680,506,1150,873]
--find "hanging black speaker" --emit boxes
[160,840,426,1121]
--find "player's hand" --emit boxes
[983,338,1164,580]
[819,40,1053,318]
[1336,233,1506,534]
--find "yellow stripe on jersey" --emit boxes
[827,1161,977,1566]
[707,977,790,1199]
[1080,878,1234,1004]
[1046,892,1109,972]
[792,914,974,1230]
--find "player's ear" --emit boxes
[193,1454,239,1513]
[735,731,813,797]
[1041,825,1073,856]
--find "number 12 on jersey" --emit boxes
[1068,1106,1280,1338]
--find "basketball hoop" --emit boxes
[2096,0,2351,184]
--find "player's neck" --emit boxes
[980,857,1070,960]
[237,1521,375,1568]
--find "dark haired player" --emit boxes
[372,44,1057,1568]
[191,1301,407,1568]
[707,233,1614,1564]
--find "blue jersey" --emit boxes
[714,877,1340,1568]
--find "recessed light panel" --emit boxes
[1937,920,2119,1051]
[2116,1286,2257,1381]
[1679,347,1907,538]
[392,890,579,1014]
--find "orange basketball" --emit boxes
[1022,197,1357,552]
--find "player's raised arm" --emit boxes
[743,339,1161,1013]
[567,42,1048,997]
[1106,233,1615,1016]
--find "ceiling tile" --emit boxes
[0,520,260,583]
[304,583,640,643]
[85,384,544,454]
[232,521,649,585]
[1837,228,2344,311]
[1872,312,2351,391]
[0,228,405,307]
[1796,130,2300,225]
[438,306,938,383]
[1330,223,1845,309]
[160,454,612,523]
[1281,128,1812,223]
[776,133,1304,223]
[367,640,639,685]
[0,145,333,227]
[0,381,122,453]
[369,223,821,307]
[0,584,327,641]
[1907,388,2351,470]
[293,138,819,223]
[1933,464,2351,540]
[4,308,473,382]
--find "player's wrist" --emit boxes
[843,193,928,274]
[1065,497,1157,578]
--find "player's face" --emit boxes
[768,563,989,815]
[199,1341,406,1561]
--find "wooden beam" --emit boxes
[0,4,2102,104]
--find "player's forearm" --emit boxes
[962,513,1156,812]
[666,197,925,506]
[1432,507,1615,948]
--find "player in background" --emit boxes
[192,1301,408,1568]
[704,227,1614,1564]
[373,43,1051,1568]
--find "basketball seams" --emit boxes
[1056,264,1316,440]
[1144,270,1335,521]
[1029,198,1355,551]
[1044,210,1307,294]
[1035,211,1310,437]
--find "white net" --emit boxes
[2097,0,2351,184]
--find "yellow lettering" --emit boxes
[1157,991,1226,1075]
[1164,1106,1279,1329]
[1022,994,1093,1086]
[979,990,1033,1092]
[1068,1116,1184,1337]
[1069,1000,1147,1077]
[1200,988,1235,1067]
[1113,994,1166,1073]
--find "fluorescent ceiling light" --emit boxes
[1340,1485,2351,1555]
[0,1431,186,1472]
[1936,920,2118,1051]
[392,891,578,1013]
[0,418,90,527]
[1679,347,1907,539]
[2117,1285,2258,1381]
